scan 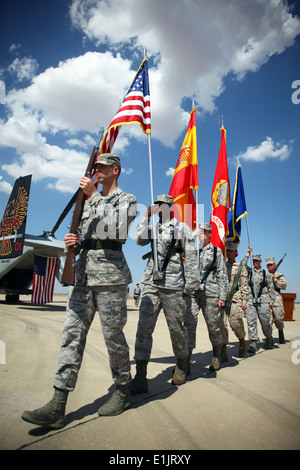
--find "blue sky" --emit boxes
[0,0,300,299]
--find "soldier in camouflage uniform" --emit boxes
[184,223,229,372]
[266,257,287,344]
[225,242,251,358]
[22,153,137,429]
[129,195,199,393]
[246,254,275,354]
[133,283,141,307]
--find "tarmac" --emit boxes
[0,294,300,451]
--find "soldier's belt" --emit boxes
[81,239,122,251]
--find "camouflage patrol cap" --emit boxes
[226,242,238,251]
[154,194,174,205]
[252,254,262,261]
[94,153,121,168]
[198,223,212,232]
[266,257,275,265]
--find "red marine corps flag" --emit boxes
[169,107,198,229]
[210,126,231,253]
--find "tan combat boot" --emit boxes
[172,358,187,385]
[209,345,222,371]
[21,388,68,429]
[98,384,132,416]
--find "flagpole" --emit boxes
[245,213,258,302]
[239,158,257,302]
[144,48,159,274]
[195,189,200,269]
[192,100,200,267]
[147,133,159,274]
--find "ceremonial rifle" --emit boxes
[274,252,287,273]
[61,130,103,285]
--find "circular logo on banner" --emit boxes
[212,180,230,209]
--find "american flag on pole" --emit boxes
[31,255,58,304]
[99,57,151,154]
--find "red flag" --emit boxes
[31,256,58,304]
[169,108,198,229]
[210,126,231,252]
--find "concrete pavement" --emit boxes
[1,295,300,450]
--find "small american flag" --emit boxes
[100,57,151,154]
[31,255,58,304]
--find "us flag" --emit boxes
[31,255,58,304]
[99,57,151,154]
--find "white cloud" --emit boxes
[166,167,175,178]
[236,137,292,162]
[0,176,12,194]
[70,0,300,113]
[121,168,133,175]
[67,134,96,149]
[0,80,5,104]
[1,144,90,193]
[7,56,39,82]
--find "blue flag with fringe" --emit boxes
[227,163,247,245]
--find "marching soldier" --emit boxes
[184,223,228,372]
[246,254,275,353]
[225,243,251,357]
[266,257,287,343]
[129,195,199,393]
[22,153,137,428]
[133,283,141,307]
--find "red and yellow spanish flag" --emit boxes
[210,126,231,252]
[169,108,198,229]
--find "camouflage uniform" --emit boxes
[134,212,199,362]
[133,284,141,307]
[265,257,287,331]
[54,187,137,391]
[185,241,229,349]
[225,254,249,340]
[245,256,275,344]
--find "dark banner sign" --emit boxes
[0,175,32,259]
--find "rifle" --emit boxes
[61,130,103,285]
[274,252,287,273]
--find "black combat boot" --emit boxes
[128,360,148,394]
[238,338,246,357]
[279,329,285,344]
[22,388,68,429]
[221,344,228,363]
[248,340,257,354]
[187,348,193,375]
[265,336,274,349]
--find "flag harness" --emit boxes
[249,269,267,304]
[199,246,217,290]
